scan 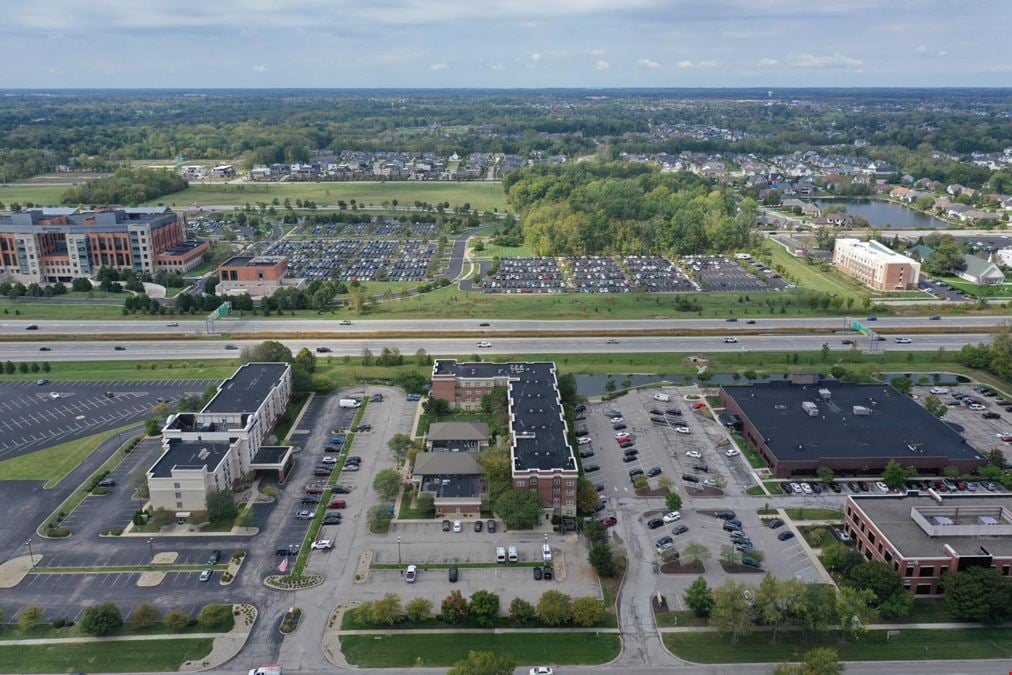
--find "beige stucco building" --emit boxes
[832,238,921,291]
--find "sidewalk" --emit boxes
[335,626,620,635]
[656,620,1012,633]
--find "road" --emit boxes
[0,333,992,361]
[1,315,1008,336]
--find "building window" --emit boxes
[868,532,876,545]
[1002,565,1009,576]
[174,482,181,489]
[176,501,183,508]
[175,491,182,499]
[516,480,526,488]
[939,566,948,576]
[905,567,914,577]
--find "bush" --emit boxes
[589,543,617,577]
[164,609,191,631]
[80,603,123,636]
[128,603,161,630]
[508,597,536,625]
[51,617,67,629]
[197,603,235,631]
[536,590,572,626]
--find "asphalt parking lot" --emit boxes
[482,256,567,294]
[622,255,696,292]
[914,383,1012,465]
[303,217,436,238]
[569,256,633,293]
[683,255,788,292]
[0,379,211,461]
[918,276,972,301]
[266,238,438,282]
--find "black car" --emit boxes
[533,567,543,580]
[778,531,796,541]
[487,520,496,533]
[649,408,664,416]
[39,346,51,351]
[323,514,341,525]
[647,467,662,477]
[332,485,351,494]
[442,520,451,531]
[301,497,320,504]
[579,449,594,458]
[628,468,644,478]
[479,322,490,327]
[672,525,689,535]
[474,520,483,532]
[612,423,627,431]
[543,566,553,580]
[665,409,682,416]
[449,567,459,582]
[114,345,126,351]
[650,416,668,425]
[828,482,842,493]
[594,482,605,493]
[574,429,590,437]
[621,454,638,463]
[714,510,736,520]
[691,463,709,473]
[681,474,700,483]
[858,481,869,492]
[575,404,587,413]
[647,518,664,529]
[97,479,116,488]
[983,412,1001,420]
[208,549,221,565]
[726,317,738,322]
[315,347,332,353]
[276,544,300,556]
[723,521,743,532]
[846,482,859,493]
[585,464,601,473]
[766,518,784,529]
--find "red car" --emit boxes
[692,401,707,410]
[328,499,347,509]
[600,516,617,527]
[305,484,326,494]
[615,435,631,444]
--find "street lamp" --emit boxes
[397,536,402,564]
[25,538,34,568]
[147,538,154,564]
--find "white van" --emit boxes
[507,545,518,563]
[542,544,553,562]
[496,546,506,563]
[653,393,670,402]
[338,398,361,409]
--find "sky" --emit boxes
[2,0,1011,88]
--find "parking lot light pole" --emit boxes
[147,538,154,564]
[25,538,34,568]
[397,536,402,564]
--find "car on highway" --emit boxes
[114,345,126,351]
[663,511,681,523]
[723,337,738,343]
[316,347,332,353]
[225,344,238,350]
[166,322,179,327]
[39,346,51,351]
[894,337,912,344]
[479,322,490,327]
[476,341,492,348]
[929,315,941,320]
[339,320,352,325]
[606,338,619,344]
[25,324,38,330]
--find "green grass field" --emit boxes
[0,423,137,485]
[939,277,1012,299]
[0,360,235,382]
[663,628,1012,663]
[341,632,620,668]
[475,242,536,259]
[0,638,213,673]
[783,508,843,521]
[763,243,867,300]
[0,184,68,207]
[0,300,127,320]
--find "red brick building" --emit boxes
[216,255,299,298]
[431,360,578,518]
[844,493,1012,595]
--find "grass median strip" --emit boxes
[662,628,1012,663]
[0,423,137,486]
[0,637,214,673]
[341,632,621,668]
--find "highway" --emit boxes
[5,333,993,361]
[1,315,1009,336]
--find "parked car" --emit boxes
[766,518,784,529]
[778,531,796,541]
[647,518,664,529]
[442,520,451,532]
[208,549,221,564]
[452,521,462,533]
[647,467,662,477]
[714,510,736,520]
[199,569,213,582]
[295,510,313,520]
[448,567,459,582]
[682,474,700,483]
[585,464,601,473]
[725,448,741,457]
[686,450,702,459]
[672,525,689,535]
[875,481,890,493]
[311,540,333,550]
[405,565,417,583]
[600,516,618,527]
[532,566,543,580]
[673,425,691,434]
[487,520,497,532]
[663,511,681,523]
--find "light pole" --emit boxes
[397,536,402,564]
[25,538,34,568]
[147,538,154,564]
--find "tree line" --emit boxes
[60,167,188,206]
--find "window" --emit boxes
[174,482,181,489]
[868,532,876,544]
[919,566,935,577]
[516,480,526,488]
[176,501,183,508]
[905,566,914,577]
[175,492,182,499]
[939,566,949,576]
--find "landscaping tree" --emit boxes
[923,393,948,418]
[468,590,500,627]
[710,581,754,642]
[570,597,606,627]
[589,543,617,577]
[128,603,161,630]
[681,542,710,567]
[80,602,124,636]
[582,519,608,547]
[372,468,402,500]
[18,605,43,632]
[206,490,238,524]
[719,544,742,567]
[815,466,835,485]
[576,477,600,514]
[633,474,650,491]
[447,650,516,675]
[294,347,317,373]
[367,505,393,533]
[414,492,435,517]
[371,593,405,625]
[405,597,432,623]
[683,576,715,617]
[197,603,233,631]
[493,489,542,529]
[388,433,413,459]
[755,575,806,643]
[835,587,877,641]
[665,492,683,511]
[942,465,960,479]
[941,566,1012,623]
[508,597,536,625]
[820,542,864,575]
[352,602,375,626]
[882,460,916,491]
[774,648,844,675]
[798,583,837,639]
[537,590,573,626]
[441,590,469,624]
[845,561,910,618]
[422,396,450,418]
[164,609,191,631]
[657,474,674,492]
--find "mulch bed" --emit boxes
[719,561,763,574]
[635,488,670,497]
[660,561,705,574]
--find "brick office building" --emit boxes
[832,238,921,291]
[431,360,579,518]
[844,493,1012,595]
[216,255,302,298]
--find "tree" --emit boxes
[835,587,877,641]
[657,474,674,492]
[415,492,435,517]
[881,460,914,491]
[755,575,805,643]
[683,576,715,617]
[576,477,600,514]
[294,347,317,373]
[423,396,450,418]
[941,566,1012,623]
[633,475,649,491]
[493,489,542,529]
[589,543,617,577]
[18,605,43,632]
[80,602,123,636]
[388,433,412,458]
[197,603,233,631]
[447,650,516,675]
[239,340,292,364]
[798,583,837,638]
[774,648,844,675]
[372,468,402,500]
[710,581,754,642]
[665,492,683,511]
[942,465,961,479]
[371,593,405,625]
[821,542,864,575]
[405,597,432,623]
[681,542,711,567]
[468,590,500,627]
[816,466,835,485]
[508,597,536,624]
[537,590,573,626]
[128,603,161,630]
[923,393,948,418]
[367,505,393,532]
[845,561,905,605]
[206,490,237,524]
[441,590,469,624]
[570,597,606,627]
[164,609,191,631]
[583,519,608,547]
[720,544,742,567]
[890,375,912,396]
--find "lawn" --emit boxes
[939,277,1012,299]
[763,243,867,301]
[663,628,1012,663]
[0,423,137,486]
[0,184,69,207]
[0,360,235,382]
[341,632,621,668]
[783,508,844,521]
[731,432,768,469]
[0,638,214,673]
[475,242,535,259]
[148,181,509,212]
[655,610,710,627]
[0,300,127,320]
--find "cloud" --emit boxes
[251,64,267,72]
[591,49,606,56]
[677,59,717,69]
[756,57,778,67]
[636,58,661,69]
[595,60,610,70]
[489,63,505,71]
[430,63,448,70]
[915,45,928,54]
[697,60,718,67]
[787,52,863,69]
[677,60,694,69]
[529,52,542,62]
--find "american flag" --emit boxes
[277,556,289,573]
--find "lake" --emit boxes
[812,199,949,229]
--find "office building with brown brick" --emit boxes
[833,238,920,291]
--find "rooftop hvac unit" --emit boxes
[931,516,953,526]
[198,448,210,460]
[801,401,819,417]
[853,406,871,416]
[977,516,998,526]
[818,388,832,400]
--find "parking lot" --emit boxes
[622,255,696,292]
[568,256,633,293]
[913,383,1012,466]
[0,379,211,461]
[265,238,439,282]
[918,276,972,301]
[682,255,789,292]
[303,217,437,238]
[481,256,567,294]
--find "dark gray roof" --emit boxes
[203,363,289,414]
[251,445,292,466]
[149,438,233,478]
[413,452,483,476]
[427,421,490,443]
[724,380,985,464]
[419,474,483,499]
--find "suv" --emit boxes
[647,518,664,529]
[691,463,709,473]
[208,549,221,565]
[681,474,700,483]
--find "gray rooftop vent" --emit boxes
[198,448,210,461]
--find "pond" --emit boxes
[811,198,949,229]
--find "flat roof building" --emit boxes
[720,378,987,478]
[411,452,486,517]
[833,238,920,291]
[216,255,302,298]
[431,360,578,518]
[0,207,207,283]
[845,493,1012,595]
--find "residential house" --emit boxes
[959,254,1005,285]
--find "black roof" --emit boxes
[252,445,291,466]
[203,363,289,414]
[724,380,985,464]
[149,438,234,478]
[420,474,483,499]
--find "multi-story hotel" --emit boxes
[0,207,207,283]
[832,238,921,291]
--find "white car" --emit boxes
[894,337,912,344]
[339,320,353,325]
[875,481,890,493]
[725,448,741,457]
[930,387,950,395]
[614,431,630,438]
[686,450,702,459]
[452,521,462,533]
[674,426,691,434]
[320,456,338,464]
[790,482,802,493]
[610,416,624,424]
[49,392,61,399]
[723,337,738,343]
[703,478,718,487]
[662,511,682,523]
[577,437,592,445]
[969,403,987,411]
[800,482,813,494]
[405,564,417,583]
[653,393,670,402]
[530,667,554,675]
[996,432,1012,442]
[476,341,492,348]
[311,539,333,550]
